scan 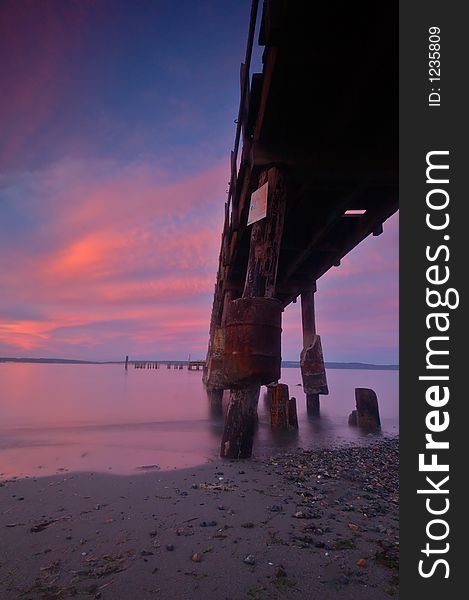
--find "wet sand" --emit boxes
[0,437,398,599]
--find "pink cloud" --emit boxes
[1,156,398,362]
[0,158,227,358]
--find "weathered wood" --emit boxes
[300,288,316,347]
[125,355,129,371]
[205,0,397,460]
[306,393,320,417]
[288,397,299,429]
[220,167,286,458]
[207,388,224,418]
[354,388,381,430]
[270,384,297,429]
[300,289,328,414]
[300,337,328,395]
[220,386,260,458]
[243,167,287,299]
[270,383,290,428]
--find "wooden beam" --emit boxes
[243,167,287,298]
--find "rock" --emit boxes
[244,555,255,566]
[356,558,367,567]
[200,520,217,527]
[275,565,287,578]
[191,553,202,562]
[165,544,174,551]
[176,527,194,537]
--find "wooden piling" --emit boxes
[220,167,287,459]
[242,168,287,299]
[220,385,260,459]
[306,393,320,417]
[270,383,290,428]
[270,384,298,429]
[300,287,328,416]
[288,397,299,429]
[354,388,381,430]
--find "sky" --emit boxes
[0,0,398,364]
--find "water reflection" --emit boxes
[0,363,398,478]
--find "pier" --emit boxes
[204,0,398,458]
[129,360,205,371]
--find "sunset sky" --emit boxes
[0,0,398,364]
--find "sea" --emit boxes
[0,363,398,478]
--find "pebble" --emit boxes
[275,566,287,578]
[166,544,174,551]
[356,558,367,567]
[243,555,255,566]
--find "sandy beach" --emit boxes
[0,437,398,599]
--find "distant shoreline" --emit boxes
[0,357,399,370]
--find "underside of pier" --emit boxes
[204,0,398,458]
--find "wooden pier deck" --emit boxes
[204,0,398,458]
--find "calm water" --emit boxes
[0,363,398,478]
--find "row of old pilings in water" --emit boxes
[134,362,161,369]
[207,383,382,433]
[126,359,205,371]
[124,355,205,371]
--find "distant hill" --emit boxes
[1,357,398,370]
[0,357,107,364]
[282,361,398,371]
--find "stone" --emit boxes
[275,565,287,578]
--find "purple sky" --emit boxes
[0,0,398,364]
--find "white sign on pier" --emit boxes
[247,181,268,226]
